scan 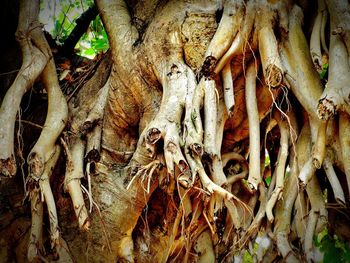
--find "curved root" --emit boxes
[266,111,289,222]
[0,0,49,177]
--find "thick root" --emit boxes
[194,230,215,263]
[325,0,350,55]
[62,138,90,230]
[38,146,61,249]
[0,0,49,176]
[257,2,285,88]
[245,62,261,191]
[202,0,244,77]
[27,56,68,178]
[281,5,323,119]
[222,62,235,115]
[84,77,110,164]
[310,0,328,72]
[323,156,345,205]
[27,187,44,262]
[214,0,256,75]
[266,111,290,222]
[317,28,350,120]
[210,93,228,186]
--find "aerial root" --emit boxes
[311,119,327,170]
[297,121,325,186]
[310,0,328,72]
[211,97,228,187]
[222,62,235,116]
[323,156,345,206]
[266,111,289,223]
[241,184,267,247]
[203,79,217,157]
[27,56,68,178]
[84,77,110,162]
[317,27,350,120]
[126,160,161,193]
[305,210,319,262]
[27,145,74,262]
[320,7,328,54]
[245,61,261,191]
[201,0,244,78]
[304,174,328,260]
[190,155,249,230]
[61,138,90,230]
[38,146,61,249]
[299,157,315,185]
[258,5,283,88]
[27,187,44,262]
[83,77,110,133]
[202,78,228,186]
[194,230,215,262]
[274,144,299,261]
[0,0,49,177]
[281,5,324,120]
[184,79,205,153]
[83,80,110,208]
[325,0,350,58]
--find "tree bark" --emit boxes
[1,0,350,262]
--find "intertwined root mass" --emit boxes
[1,0,350,262]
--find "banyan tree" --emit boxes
[0,0,350,262]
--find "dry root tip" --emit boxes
[265,65,283,88]
[28,153,44,178]
[312,158,322,169]
[0,156,17,177]
[81,121,94,134]
[201,56,217,78]
[317,98,337,120]
[247,182,258,193]
[146,128,162,144]
[190,143,203,157]
[85,149,101,162]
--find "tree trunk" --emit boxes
[1,0,350,262]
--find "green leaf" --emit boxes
[92,38,108,52]
[243,251,254,263]
[83,48,95,56]
[320,63,328,80]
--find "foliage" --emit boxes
[40,0,109,58]
[76,17,109,58]
[264,149,271,186]
[243,250,254,263]
[319,63,329,80]
[314,229,350,263]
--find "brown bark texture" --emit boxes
[1,0,350,262]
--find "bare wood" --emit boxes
[246,62,261,191]
[27,57,68,178]
[0,0,49,176]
